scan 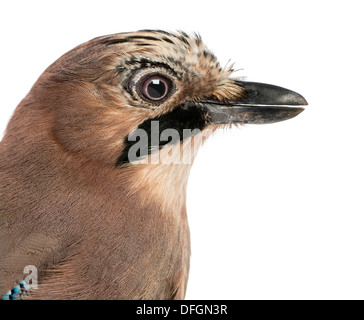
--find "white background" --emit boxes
[1,0,363,299]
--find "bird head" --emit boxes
[20,30,306,170]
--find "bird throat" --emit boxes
[115,104,213,215]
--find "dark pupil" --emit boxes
[147,79,166,98]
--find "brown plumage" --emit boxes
[0,30,306,300]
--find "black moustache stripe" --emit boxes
[116,105,208,166]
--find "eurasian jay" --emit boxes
[0,30,307,300]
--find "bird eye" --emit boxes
[137,74,172,102]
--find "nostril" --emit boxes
[246,89,258,99]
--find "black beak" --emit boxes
[187,81,307,125]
